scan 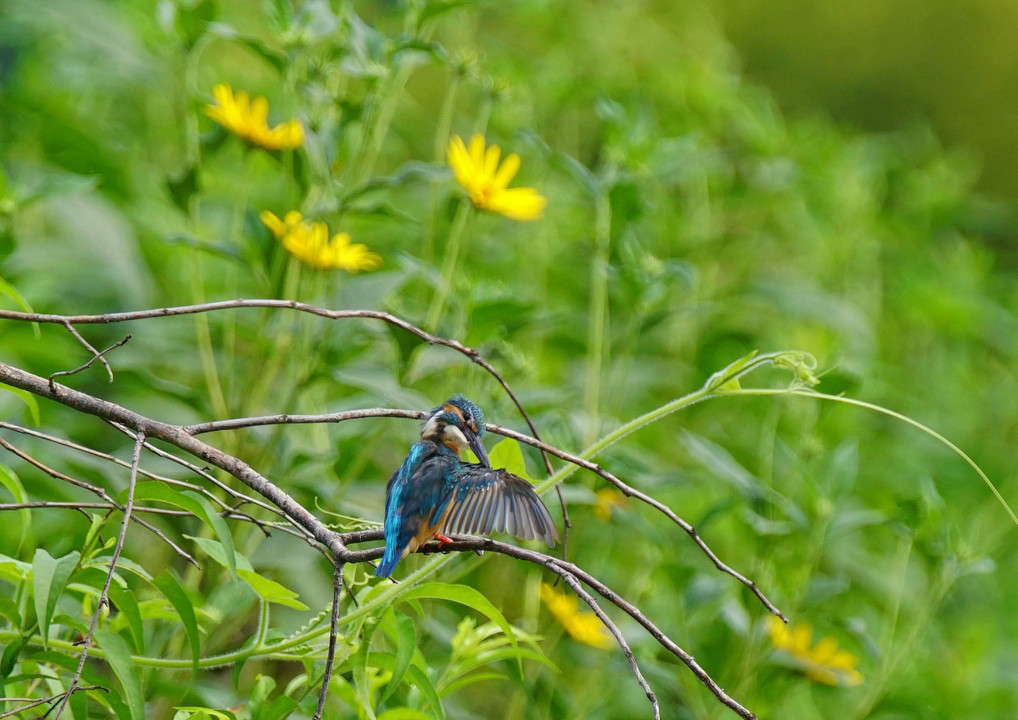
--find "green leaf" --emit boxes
[237,569,308,610]
[32,549,80,650]
[132,483,236,575]
[1,636,24,678]
[93,629,145,720]
[70,683,89,719]
[397,583,522,676]
[377,709,436,720]
[167,165,199,213]
[324,673,363,717]
[487,438,531,481]
[352,622,378,718]
[378,609,416,704]
[0,276,34,314]
[182,491,237,576]
[0,385,40,425]
[704,350,758,392]
[387,322,427,370]
[0,596,22,626]
[173,707,236,720]
[174,0,215,47]
[395,660,446,720]
[440,671,506,696]
[153,569,201,675]
[107,582,145,654]
[184,536,253,572]
[0,463,30,553]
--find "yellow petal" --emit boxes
[492,152,521,189]
[483,142,502,180]
[260,210,286,238]
[488,186,546,221]
[212,83,232,105]
[468,134,486,169]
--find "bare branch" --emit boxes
[487,423,786,621]
[49,321,130,385]
[0,362,346,557]
[313,562,345,720]
[52,432,145,720]
[0,685,107,720]
[557,571,659,720]
[0,435,198,567]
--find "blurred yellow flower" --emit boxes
[539,582,612,650]
[593,488,628,521]
[447,134,546,221]
[767,616,864,687]
[260,210,381,273]
[205,84,305,151]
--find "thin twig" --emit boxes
[52,432,145,720]
[313,562,345,720]
[0,363,348,557]
[557,572,659,720]
[0,685,107,720]
[110,422,295,526]
[0,436,198,567]
[487,423,786,621]
[0,420,279,536]
[0,300,551,455]
[49,322,130,385]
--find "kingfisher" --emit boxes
[374,394,558,578]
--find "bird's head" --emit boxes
[421,394,489,466]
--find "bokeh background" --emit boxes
[1,0,1017,718]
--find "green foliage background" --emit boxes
[1,0,1017,718]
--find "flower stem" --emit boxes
[425,199,473,330]
[423,71,462,265]
[583,192,612,446]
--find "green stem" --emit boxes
[536,350,1012,530]
[583,192,611,446]
[423,71,462,265]
[425,200,473,330]
[189,255,230,420]
[0,556,456,671]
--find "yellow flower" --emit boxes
[593,488,628,522]
[447,134,546,221]
[767,616,864,687]
[539,582,612,650]
[205,84,305,151]
[260,211,381,273]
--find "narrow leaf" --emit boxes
[0,463,30,553]
[32,549,79,650]
[93,629,145,720]
[0,385,40,425]
[378,609,416,704]
[132,483,236,575]
[237,569,308,610]
[107,582,145,654]
[153,569,200,675]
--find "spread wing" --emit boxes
[438,465,558,546]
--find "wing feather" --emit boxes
[442,466,558,546]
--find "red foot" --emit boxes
[434,533,454,548]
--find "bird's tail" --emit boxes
[373,545,400,578]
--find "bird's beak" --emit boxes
[465,427,490,467]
